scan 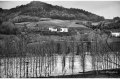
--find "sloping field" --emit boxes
[36,20,71,28]
[15,19,88,29]
[67,21,87,28]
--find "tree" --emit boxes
[113,17,120,22]
[0,21,20,34]
[0,20,2,25]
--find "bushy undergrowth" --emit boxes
[0,21,20,35]
[0,31,112,57]
[11,15,40,23]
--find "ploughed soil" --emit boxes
[36,68,120,78]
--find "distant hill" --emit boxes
[0,1,104,22]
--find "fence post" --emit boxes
[36,57,38,77]
[26,62,29,78]
[0,55,2,78]
[39,56,41,77]
[83,42,86,74]
[72,41,74,75]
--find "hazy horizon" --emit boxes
[0,1,120,19]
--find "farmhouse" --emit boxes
[49,27,68,32]
[111,32,120,37]
[49,27,57,32]
[59,28,68,32]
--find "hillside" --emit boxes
[0,1,104,22]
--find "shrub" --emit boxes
[0,21,20,34]
[12,15,40,23]
[0,20,2,25]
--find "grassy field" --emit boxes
[15,19,88,29]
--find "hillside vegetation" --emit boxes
[0,1,104,22]
[88,17,120,30]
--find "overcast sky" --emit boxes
[0,1,120,19]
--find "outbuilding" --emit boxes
[59,28,68,32]
[111,32,120,37]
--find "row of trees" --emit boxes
[11,15,40,23]
[0,30,107,57]
[85,17,120,30]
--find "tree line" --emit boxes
[85,17,120,30]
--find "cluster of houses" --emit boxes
[48,27,68,32]
[48,27,120,37]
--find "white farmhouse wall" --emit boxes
[59,28,68,32]
[49,27,57,32]
[111,32,120,37]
